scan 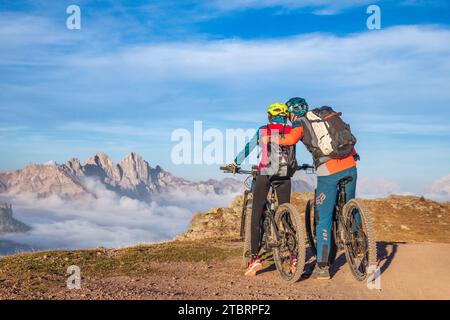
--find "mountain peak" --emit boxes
[122,152,143,162]
[44,160,58,166]
[85,152,120,182]
[86,151,113,164]
[120,152,149,185]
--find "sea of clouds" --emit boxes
[0,178,239,253]
[1,173,449,255]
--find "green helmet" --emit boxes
[286,97,309,116]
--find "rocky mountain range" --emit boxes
[0,152,233,202]
[0,152,316,203]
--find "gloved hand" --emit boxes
[224,162,239,174]
[353,153,361,161]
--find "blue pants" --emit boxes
[315,166,357,265]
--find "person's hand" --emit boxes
[353,153,361,161]
[261,135,279,145]
[224,163,239,174]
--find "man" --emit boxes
[274,97,359,280]
[225,102,295,277]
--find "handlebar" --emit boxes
[296,164,315,171]
[219,166,254,175]
[220,164,315,175]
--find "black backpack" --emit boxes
[300,106,356,167]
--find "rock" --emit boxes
[0,202,30,235]
[0,163,89,199]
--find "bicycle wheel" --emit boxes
[241,199,253,269]
[342,199,377,281]
[273,203,306,282]
[305,199,317,256]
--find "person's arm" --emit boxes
[277,126,304,146]
[234,130,260,166]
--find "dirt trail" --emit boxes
[2,240,448,300]
[133,242,450,300]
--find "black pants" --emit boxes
[250,175,291,257]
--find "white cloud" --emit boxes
[1,12,450,185]
[425,173,450,201]
[357,177,402,198]
[1,178,237,251]
[208,0,379,15]
[58,122,167,138]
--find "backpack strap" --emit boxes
[265,124,271,154]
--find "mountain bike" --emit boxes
[305,176,377,281]
[221,164,314,282]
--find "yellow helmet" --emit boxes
[267,102,288,117]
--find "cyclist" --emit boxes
[225,102,295,277]
[272,97,360,280]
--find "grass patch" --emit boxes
[0,239,241,279]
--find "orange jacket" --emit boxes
[271,126,357,175]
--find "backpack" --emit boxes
[264,124,297,178]
[300,106,356,167]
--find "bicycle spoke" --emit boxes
[276,211,299,276]
[344,206,371,276]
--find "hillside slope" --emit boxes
[182,193,450,243]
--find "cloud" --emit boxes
[1,11,450,185]
[0,178,237,251]
[357,178,402,198]
[425,173,450,201]
[359,121,450,135]
[208,0,379,15]
[58,122,168,138]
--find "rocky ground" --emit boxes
[0,193,449,300]
[182,193,450,243]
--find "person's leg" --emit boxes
[343,167,361,227]
[273,177,291,205]
[250,175,271,257]
[315,174,339,267]
[344,166,357,201]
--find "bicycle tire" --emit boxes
[272,203,306,283]
[241,199,253,269]
[342,199,377,281]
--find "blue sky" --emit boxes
[1,0,450,194]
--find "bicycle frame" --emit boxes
[334,180,348,250]
[262,187,283,249]
[242,174,282,249]
[221,163,314,253]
